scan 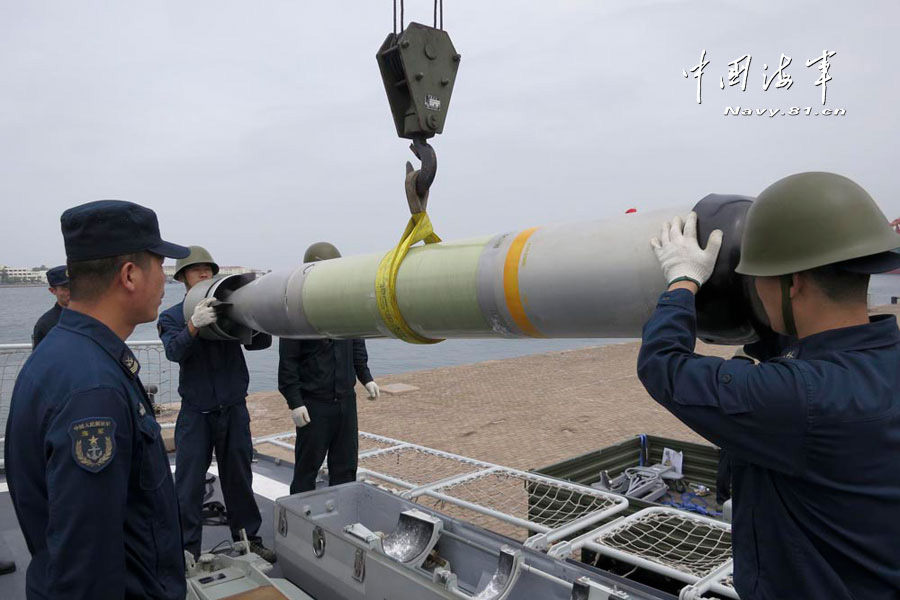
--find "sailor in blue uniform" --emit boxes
[637,172,900,600]
[4,200,190,599]
[31,264,70,348]
[157,246,275,562]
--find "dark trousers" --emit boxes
[291,397,358,494]
[175,403,262,557]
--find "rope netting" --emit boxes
[417,495,535,541]
[420,470,623,540]
[594,510,732,579]
[358,433,405,454]
[357,446,487,490]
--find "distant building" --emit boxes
[219,266,257,277]
[0,266,48,283]
[163,264,266,282]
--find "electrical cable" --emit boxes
[208,539,235,555]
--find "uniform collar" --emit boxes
[784,314,900,359]
[56,309,141,378]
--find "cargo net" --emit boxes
[420,470,621,542]
[357,447,486,492]
[594,510,732,579]
[358,433,403,454]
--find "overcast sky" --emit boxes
[1,0,897,269]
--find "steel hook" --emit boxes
[409,137,437,199]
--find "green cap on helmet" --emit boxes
[174,245,220,281]
[304,242,341,263]
[735,172,900,277]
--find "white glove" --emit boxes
[365,381,380,400]
[292,406,311,428]
[190,298,218,328]
[650,212,723,287]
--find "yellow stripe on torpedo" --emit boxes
[503,227,544,338]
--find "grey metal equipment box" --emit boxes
[274,482,675,600]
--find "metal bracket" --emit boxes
[353,548,366,583]
[312,526,326,558]
[571,577,631,600]
[343,523,381,546]
[277,506,288,537]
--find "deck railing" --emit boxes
[0,340,178,469]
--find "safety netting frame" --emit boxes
[680,560,738,600]
[252,430,629,551]
[551,507,737,598]
[356,444,493,492]
[407,464,628,549]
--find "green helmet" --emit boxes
[174,245,220,281]
[736,172,900,276]
[304,242,341,263]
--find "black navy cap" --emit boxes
[46,265,69,287]
[61,200,190,262]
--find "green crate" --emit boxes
[528,435,726,557]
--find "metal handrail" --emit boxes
[1,340,178,468]
[0,340,165,350]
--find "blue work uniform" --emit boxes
[637,289,900,600]
[31,303,62,349]
[278,338,373,493]
[5,309,185,599]
[157,300,271,557]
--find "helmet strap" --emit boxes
[780,274,797,336]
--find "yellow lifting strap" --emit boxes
[375,168,445,344]
[375,211,444,344]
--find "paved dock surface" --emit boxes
[241,340,710,469]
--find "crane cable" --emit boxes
[393,0,443,33]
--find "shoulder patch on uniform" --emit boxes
[69,418,117,473]
[120,348,140,377]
